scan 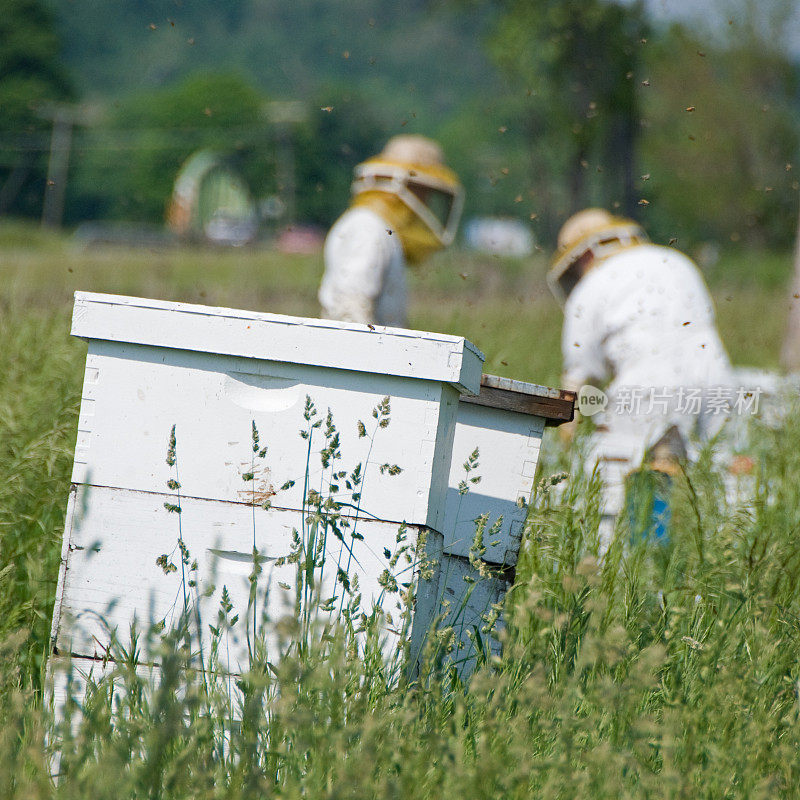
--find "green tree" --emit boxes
[0,0,73,217]
[435,92,542,223]
[639,23,799,249]
[293,86,388,227]
[484,0,648,241]
[70,72,271,223]
[70,78,389,229]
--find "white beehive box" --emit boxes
[438,374,575,674]
[51,293,483,681]
[54,488,444,674]
[444,374,576,566]
[68,292,482,529]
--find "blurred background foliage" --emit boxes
[70,73,272,222]
[0,0,73,217]
[0,0,798,249]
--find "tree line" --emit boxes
[1,0,798,249]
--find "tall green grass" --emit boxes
[0,311,81,695]
[1,222,799,796]
[3,411,800,797]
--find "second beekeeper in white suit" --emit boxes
[548,208,734,542]
[319,135,463,328]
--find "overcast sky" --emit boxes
[620,0,800,58]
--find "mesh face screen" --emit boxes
[557,264,583,300]
[408,182,455,229]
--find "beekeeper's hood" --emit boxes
[351,135,463,264]
[548,208,649,304]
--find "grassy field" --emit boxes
[2,219,800,797]
[0,219,789,385]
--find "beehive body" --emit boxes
[444,403,545,566]
[50,294,575,693]
[51,293,483,683]
[438,376,575,675]
[69,293,482,530]
[53,486,443,674]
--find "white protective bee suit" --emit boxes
[319,206,408,327]
[550,210,734,539]
[318,135,463,328]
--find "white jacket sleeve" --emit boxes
[561,293,609,390]
[319,208,398,325]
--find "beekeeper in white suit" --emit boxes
[548,208,734,544]
[319,135,464,328]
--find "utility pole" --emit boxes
[38,103,88,228]
[264,101,307,226]
[780,201,800,372]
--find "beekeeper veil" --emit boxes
[548,208,649,304]
[351,135,464,263]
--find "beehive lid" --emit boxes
[460,373,576,425]
[71,292,484,394]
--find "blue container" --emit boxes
[626,470,672,545]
